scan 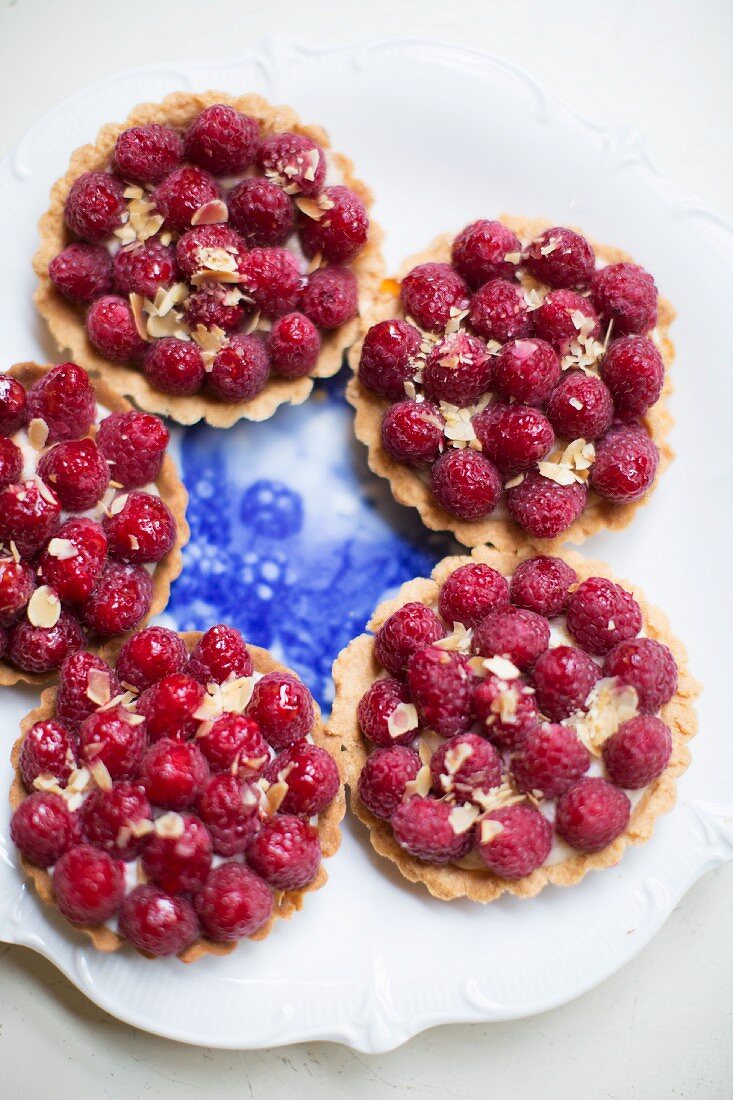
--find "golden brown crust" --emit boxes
[34,91,385,427]
[346,215,675,550]
[10,632,345,961]
[0,362,188,688]
[330,545,700,902]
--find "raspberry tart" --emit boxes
[348,216,674,549]
[331,546,698,901]
[0,362,187,686]
[35,92,384,427]
[9,624,343,959]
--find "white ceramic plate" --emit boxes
[1,38,732,1053]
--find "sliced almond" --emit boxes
[27,585,61,628]
[479,818,505,844]
[27,418,49,450]
[482,655,521,681]
[448,803,480,835]
[387,701,419,740]
[155,811,185,839]
[89,757,113,792]
[47,537,77,561]
[403,764,431,799]
[86,667,111,707]
[191,199,229,226]
[108,493,128,516]
[262,780,289,816]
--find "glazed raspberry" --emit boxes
[78,704,146,780]
[81,561,153,637]
[49,242,113,303]
[151,165,220,231]
[26,362,96,443]
[600,335,664,418]
[0,478,61,557]
[113,239,178,298]
[137,673,206,743]
[545,370,614,441]
[64,171,126,242]
[87,295,147,362]
[143,337,206,395]
[472,606,550,670]
[472,675,541,750]
[400,262,469,332]
[0,625,6,660]
[195,773,260,856]
[264,741,339,816]
[492,338,561,405]
[431,449,502,520]
[556,776,631,852]
[247,672,313,750]
[20,719,76,789]
[523,227,595,288]
[591,263,658,336]
[566,576,642,656]
[209,334,271,401]
[602,715,672,788]
[54,844,125,922]
[391,796,472,863]
[56,650,120,731]
[38,518,107,603]
[358,319,422,400]
[11,793,79,867]
[116,625,187,691]
[373,602,446,677]
[79,783,153,860]
[119,884,198,957]
[532,645,599,722]
[103,491,176,564]
[513,723,590,798]
[506,470,587,538]
[0,375,27,435]
[138,739,210,812]
[8,610,83,674]
[267,313,320,379]
[142,813,213,895]
[174,223,246,278]
[256,131,326,196]
[438,563,509,628]
[468,279,532,343]
[510,555,577,618]
[299,185,369,263]
[197,713,269,777]
[533,289,601,353]
[240,247,301,318]
[430,732,502,802]
[187,624,253,684]
[589,424,659,502]
[476,803,552,878]
[194,863,272,942]
[228,177,294,246]
[451,219,521,289]
[407,646,472,738]
[112,123,183,184]
[300,266,358,330]
[183,284,246,334]
[357,746,421,820]
[184,104,260,175]
[423,332,493,405]
[473,403,555,472]
[96,410,170,488]
[604,637,678,713]
[38,438,110,511]
[246,814,321,889]
[381,400,444,465]
[357,678,415,747]
[0,557,34,624]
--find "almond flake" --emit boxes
[403,764,432,799]
[217,675,255,715]
[116,827,132,849]
[35,476,57,506]
[191,323,227,370]
[302,148,321,183]
[540,236,560,256]
[154,282,189,318]
[417,740,434,767]
[33,773,64,795]
[128,818,155,839]
[242,310,262,336]
[129,534,140,551]
[472,780,524,814]
[448,803,480,835]
[434,622,473,653]
[504,473,525,490]
[444,741,474,775]
[193,693,224,722]
[155,812,185,839]
[504,251,522,264]
[537,461,579,487]
[47,537,77,561]
[565,677,639,755]
[479,818,505,844]
[27,418,49,450]
[27,585,61,628]
[108,493,128,516]
[191,199,229,225]
[262,780,289,816]
[86,668,111,707]
[8,541,20,564]
[295,196,325,221]
[569,397,584,411]
[482,655,521,680]
[387,701,419,740]
[89,757,113,791]
[129,293,150,341]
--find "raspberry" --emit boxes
[81,561,152,637]
[0,557,34,625]
[256,132,326,196]
[423,331,493,404]
[556,776,631,852]
[96,410,170,489]
[196,773,260,856]
[143,337,206,395]
[400,262,469,332]
[430,731,501,802]
[152,165,220,231]
[300,266,358,330]
[472,675,541,750]
[602,715,672,788]
[523,227,595,288]
[246,672,313,750]
[184,284,246,334]
[209,334,271,401]
[194,863,272,942]
[451,219,521,289]
[0,375,28,435]
[468,279,532,343]
[20,719,76,789]
[56,650,120,731]
[373,602,446,677]
[0,625,6,660]
[54,844,125,922]
[103,490,176,564]
[197,713,269,777]
[566,576,642,656]
[513,723,590,798]
[509,555,577,618]
[116,625,187,691]
[86,295,147,362]
[11,792,79,867]
[299,185,369,263]
[38,438,110,511]
[137,673,206,743]
[546,370,614,441]
[8,610,83,673]
[476,803,552,878]
[64,171,126,242]
[473,403,555,472]
[492,338,561,405]
[381,400,444,465]
[506,470,587,538]
[472,606,550,670]
[240,247,301,318]
[358,320,421,399]
[391,796,472,863]
[266,313,319,380]
[604,637,678,713]
[112,124,183,184]
[533,289,601,353]
[187,624,253,684]
[49,242,113,303]
[78,704,146,780]
[431,449,502,520]
[138,738,209,812]
[600,335,664,418]
[184,104,260,175]
[174,224,246,278]
[358,677,417,748]
[0,478,61,557]
[591,263,658,336]
[228,177,294,246]
[113,239,178,299]
[27,362,96,443]
[589,423,659,502]
[438,563,509,628]
[79,783,153,860]
[407,646,472,737]
[264,741,339,816]
[119,884,198,957]
[141,813,213,894]
[38,518,108,603]
[245,815,321,889]
[357,745,421,820]
[532,645,599,721]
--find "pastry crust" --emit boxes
[9,634,345,961]
[330,545,700,902]
[346,215,675,550]
[0,362,188,689]
[34,91,385,427]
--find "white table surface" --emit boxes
[0,1,731,1095]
